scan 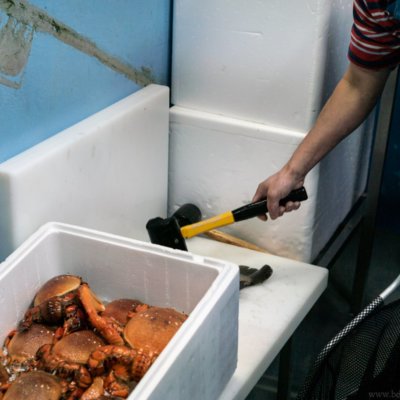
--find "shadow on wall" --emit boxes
[0,0,155,89]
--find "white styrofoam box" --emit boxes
[171,0,355,132]
[0,84,169,262]
[0,222,239,400]
[168,106,374,262]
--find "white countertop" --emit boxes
[187,237,329,400]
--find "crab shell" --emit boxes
[34,274,82,307]
[36,330,105,390]
[7,324,55,363]
[102,299,144,326]
[123,306,188,356]
[122,306,188,382]
[50,330,105,364]
[3,370,62,400]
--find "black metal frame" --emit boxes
[351,68,399,313]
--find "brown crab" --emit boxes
[37,330,105,389]
[20,275,122,344]
[6,324,55,361]
[102,298,144,328]
[20,274,87,334]
[1,324,55,378]
[88,305,188,395]
[2,370,62,400]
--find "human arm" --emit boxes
[253,62,390,220]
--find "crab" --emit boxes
[2,370,62,400]
[88,305,188,395]
[36,330,105,389]
[1,324,55,377]
[20,274,87,334]
[101,298,144,329]
[20,275,123,345]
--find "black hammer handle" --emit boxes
[232,187,308,222]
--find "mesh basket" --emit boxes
[297,293,400,400]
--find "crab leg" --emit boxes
[78,284,124,345]
[88,345,157,382]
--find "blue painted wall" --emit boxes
[0,0,171,162]
[1,0,398,236]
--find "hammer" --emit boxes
[146,187,308,251]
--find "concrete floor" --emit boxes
[246,224,400,399]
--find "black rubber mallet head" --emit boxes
[146,187,308,251]
[146,203,202,251]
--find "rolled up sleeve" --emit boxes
[348,0,400,69]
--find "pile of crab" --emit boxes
[0,274,188,399]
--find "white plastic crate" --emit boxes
[0,222,239,400]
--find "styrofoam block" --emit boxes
[0,84,169,261]
[0,222,239,399]
[168,106,374,262]
[171,0,354,132]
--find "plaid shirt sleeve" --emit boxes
[348,0,400,69]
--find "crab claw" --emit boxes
[104,370,131,398]
[88,345,138,373]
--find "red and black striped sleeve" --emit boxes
[348,0,400,69]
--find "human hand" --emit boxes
[252,166,305,220]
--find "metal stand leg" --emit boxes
[277,338,292,400]
[351,68,399,314]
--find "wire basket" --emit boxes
[297,275,400,400]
